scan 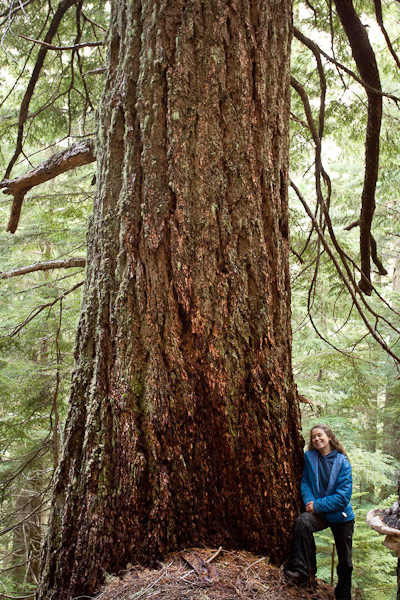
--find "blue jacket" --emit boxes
[301,449,354,523]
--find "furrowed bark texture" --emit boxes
[37,1,303,598]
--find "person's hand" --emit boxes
[306,501,315,513]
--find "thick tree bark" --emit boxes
[37,1,303,598]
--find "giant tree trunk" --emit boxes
[37,1,303,598]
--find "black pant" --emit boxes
[289,512,354,600]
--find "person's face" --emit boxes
[311,428,331,454]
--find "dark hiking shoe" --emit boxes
[284,568,308,585]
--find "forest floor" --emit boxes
[96,547,335,600]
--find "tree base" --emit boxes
[96,547,335,600]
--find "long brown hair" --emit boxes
[307,424,348,457]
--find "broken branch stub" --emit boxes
[1,139,96,233]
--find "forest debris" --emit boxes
[96,548,335,600]
[181,549,220,582]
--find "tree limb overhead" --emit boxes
[18,34,105,51]
[0,258,86,279]
[1,139,96,234]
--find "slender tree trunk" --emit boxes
[12,483,42,585]
[37,1,303,598]
[383,259,400,462]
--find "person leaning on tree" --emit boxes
[284,424,355,600]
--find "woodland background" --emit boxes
[0,0,399,598]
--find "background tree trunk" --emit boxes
[12,483,42,585]
[37,1,303,598]
[383,259,400,462]
[397,473,400,600]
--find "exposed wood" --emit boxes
[0,257,86,279]
[366,508,400,557]
[181,551,219,581]
[1,139,95,233]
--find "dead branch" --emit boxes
[0,257,86,279]
[291,77,320,148]
[0,0,37,26]
[4,280,84,338]
[290,247,305,264]
[83,65,106,77]
[18,33,105,50]
[82,10,107,32]
[206,547,223,563]
[1,139,95,233]
[344,219,360,231]
[334,0,383,295]
[0,442,52,497]
[180,548,221,583]
[74,2,96,114]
